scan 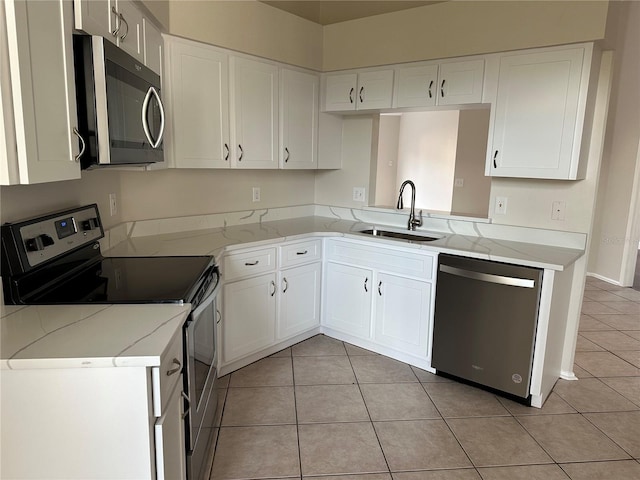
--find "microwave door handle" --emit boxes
[141,86,165,149]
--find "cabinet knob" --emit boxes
[224,143,230,161]
[440,79,446,97]
[238,144,244,161]
[359,86,364,103]
[364,277,368,292]
[493,150,499,169]
[282,277,288,294]
[270,280,276,297]
[378,281,382,296]
[284,147,290,163]
[349,87,354,104]
[72,127,86,163]
[428,80,433,99]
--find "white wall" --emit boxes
[451,109,492,217]
[374,115,400,207]
[323,0,608,71]
[588,0,640,285]
[396,111,459,212]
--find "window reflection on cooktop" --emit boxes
[33,256,213,304]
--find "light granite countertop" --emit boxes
[0,303,190,370]
[0,214,584,371]
[107,215,584,271]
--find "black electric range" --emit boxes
[1,204,217,306]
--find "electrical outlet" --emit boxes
[552,201,566,221]
[454,178,464,187]
[495,196,507,215]
[109,193,117,216]
[353,187,366,202]
[252,187,261,202]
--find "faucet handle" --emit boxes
[415,210,423,228]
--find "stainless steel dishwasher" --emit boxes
[432,254,543,402]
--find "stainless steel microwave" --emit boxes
[73,35,165,169]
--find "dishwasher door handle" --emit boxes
[439,264,535,288]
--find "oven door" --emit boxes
[184,279,219,453]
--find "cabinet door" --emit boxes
[278,262,321,340]
[394,65,438,108]
[223,273,277,363]
[488,48,586,179]
[167,39,230,169]
[280,69,319,169]
[374,273,432,358]
[4,0,81,184]
[324,262,373,338]
[114,0,142,61]
[143,18,162,75]
[230,56,279,169]
[324,73,357,111]
[154,381,186,480]
[73,0,115,41]
[357,70,394,109]
[437,59,484,105]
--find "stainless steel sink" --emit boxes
[359,228,443,243]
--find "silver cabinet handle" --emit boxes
[181,391,190,420]
[111,7,120,37]
[244,260,259,266]
[72,127,86,163]
[364,277,368,292]
[119,13,129,40]
[359,86,364,103]
[378,281,382,296]
[282,277,288,293]
[296,250,308,255]
[141,87,165,149]
[224,143,229,161]
[284,147,290,163]
[349,87,354,104]
[439,264,536,288]
[493,150,498,169]
[440,79,446,97]
[166,358,181,376]
[238,144,244,161]
[270,280,276,297]
[428,80,433,99]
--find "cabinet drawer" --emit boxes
[325,239,436,281]
[224,247,277,281]
[280,239,322,268]
[152,331,184,417]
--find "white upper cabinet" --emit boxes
[324,69,394,111]
[394,64,438,108]
[143,18,162,74]
[165,37,230,169]
[74,0,156,64]
[394,59,484,108]
[2,0,81,185]
[486,45,593,180]
[230,57,279,169]
[437,59,485,105]
[112,0,142,61]
[280,69,319,169]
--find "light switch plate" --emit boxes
[353,187,365,202]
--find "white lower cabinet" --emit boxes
[221,242,322,368]
[324,262,373,338]
[0,330,186,480]
[278,262,321,340]
[223,272,277,363]
[324,239,438,364]
[374,273,432,357]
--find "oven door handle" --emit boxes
[190,278,220,318]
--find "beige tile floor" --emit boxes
[206,277,640,480]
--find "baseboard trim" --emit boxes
[586,272,622,286]
[560,370,579,381]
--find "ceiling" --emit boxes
[260,1,445,25]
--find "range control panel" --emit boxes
[13,205,104,268]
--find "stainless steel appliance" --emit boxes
[1,205,217,480]
[432,254,543,402]
[73,35,165,168]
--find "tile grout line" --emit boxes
[290,349,305,479]
[343,340,394,477]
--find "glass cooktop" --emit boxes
[32,256,214,304]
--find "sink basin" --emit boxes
[359,228,443,243]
